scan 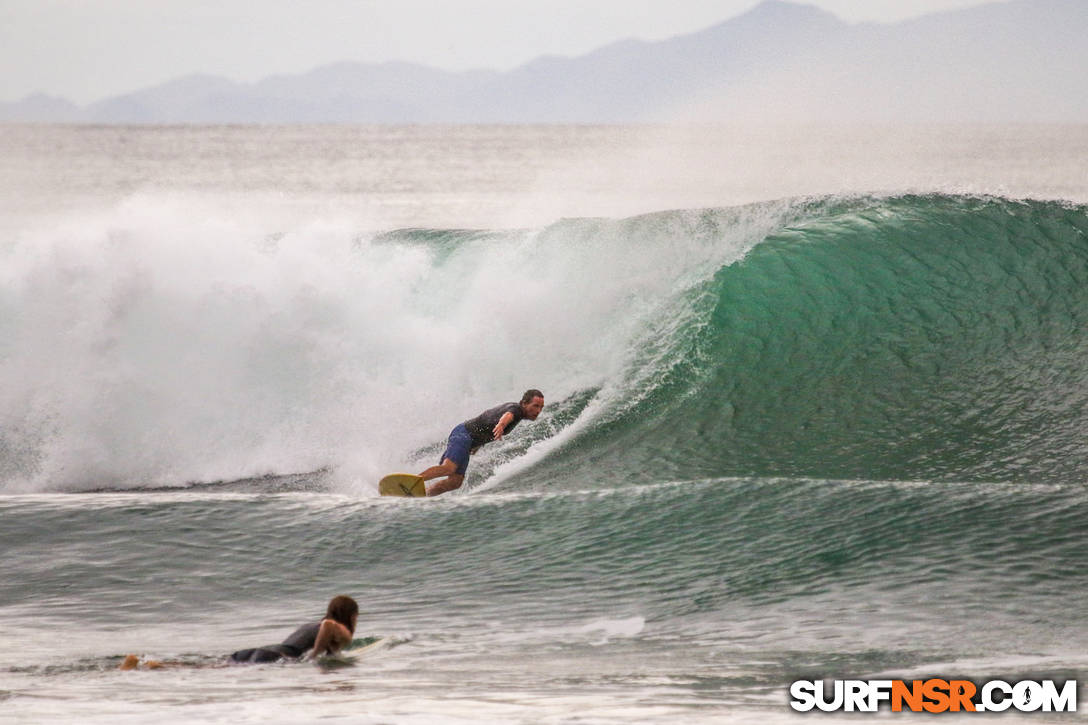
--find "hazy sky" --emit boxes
[2,0,998,104]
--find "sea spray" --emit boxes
[0,194,791,491]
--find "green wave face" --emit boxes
[512,196,1088,488]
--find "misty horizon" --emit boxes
[2,0,1086,123]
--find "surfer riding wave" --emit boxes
[419,389,544,496]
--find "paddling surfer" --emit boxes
[418,389,544,496]
[229,594,358,663]
[120,595,359,669]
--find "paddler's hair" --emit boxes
[521,389,543,404]
[325,595,359,632]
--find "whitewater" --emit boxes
[0,123,1086,723]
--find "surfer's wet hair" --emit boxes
[325,595,358,632]
[521,389,544,405]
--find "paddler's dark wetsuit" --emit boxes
[230,621,320,663]
[440,402,526,475]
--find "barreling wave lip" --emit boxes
[503,194,1088,490]
[3,193,1087,493]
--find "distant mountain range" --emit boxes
[3,0,1086,123]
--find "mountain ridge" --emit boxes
[3,0,1085,123]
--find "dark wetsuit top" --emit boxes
[230,621,321,663]
[463,403,524,447]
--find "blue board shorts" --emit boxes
[440,423,473,475]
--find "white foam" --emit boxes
[577,616,647,643]
[0,194,788,492]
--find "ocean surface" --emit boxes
[1,123,1086,723]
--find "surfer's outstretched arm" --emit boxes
[491,411,515,440]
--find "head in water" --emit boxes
[520,389,544,420]
[325,595,359,633]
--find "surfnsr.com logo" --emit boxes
[789,679,1077,713]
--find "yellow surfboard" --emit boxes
[379,473,426,497]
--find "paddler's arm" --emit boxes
[310,618,352,658]
[492,411,515,440]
